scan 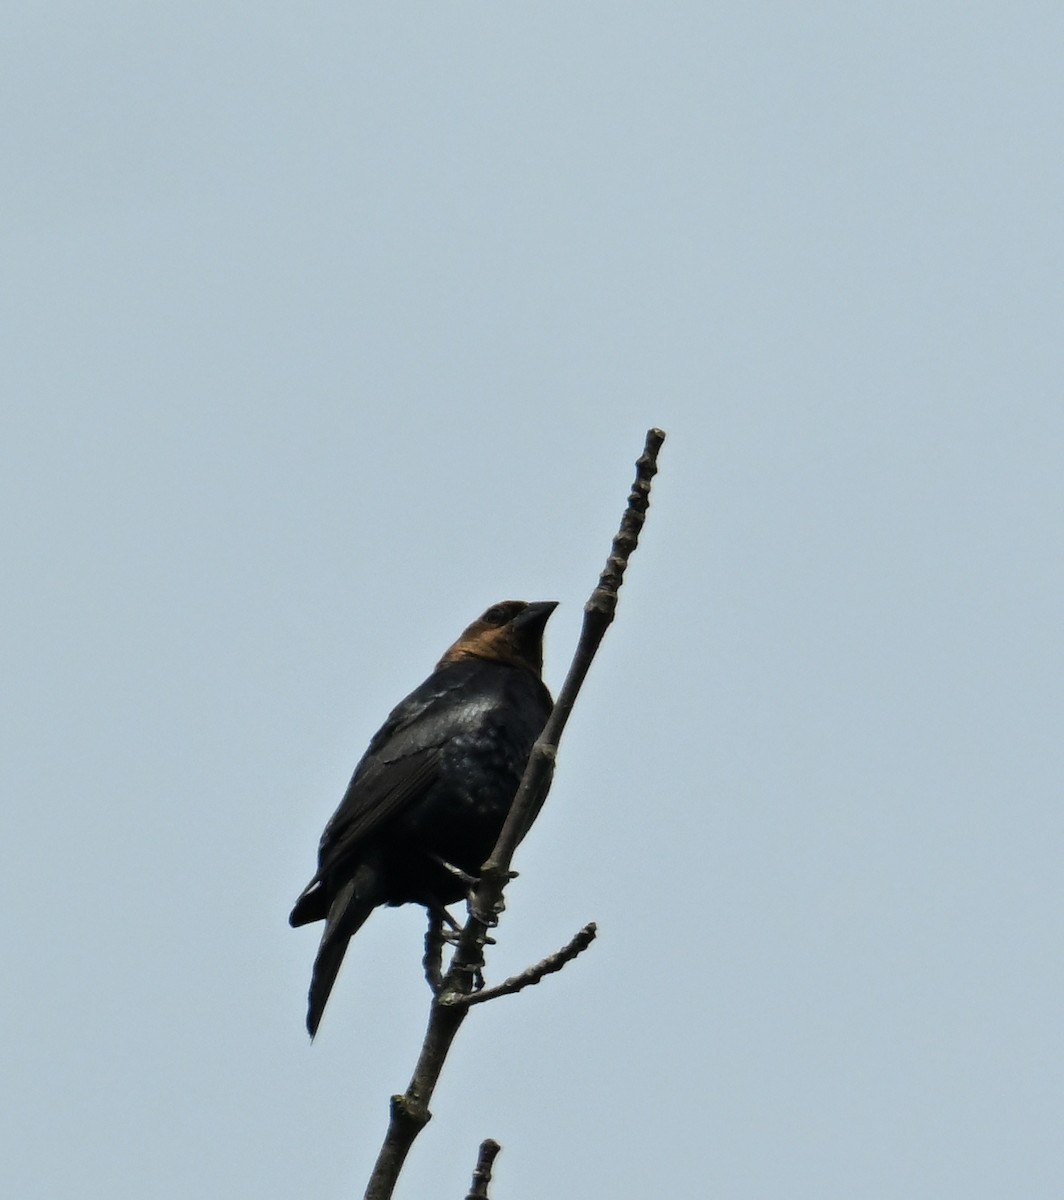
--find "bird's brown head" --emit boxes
[438,600,558,676]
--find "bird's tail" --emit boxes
[306,876,376,1039]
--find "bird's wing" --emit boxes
[315,745,441,868]
[311,662,500,879]
[289,741,445,924]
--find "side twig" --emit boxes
[362,428,666,1200]
[464,1139,501,1200]
[460,922,597,1007]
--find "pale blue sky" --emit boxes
[3,4,1062,1198]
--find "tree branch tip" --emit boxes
[465,1139,502,1200]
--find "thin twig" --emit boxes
[460,922,597,1007]
[464,1139,501,1200]
[362,428,665,1200]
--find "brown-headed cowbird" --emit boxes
[290,599,556,1038]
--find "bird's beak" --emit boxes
[513,600,559,633]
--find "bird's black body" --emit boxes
[292,657,552,918]
[290,600,555,1037]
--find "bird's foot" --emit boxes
[425,898,461,938]
[442,924,496,947]
[425,896,497,945]
[469,893,508,928]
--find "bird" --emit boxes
[290,598,557,1038]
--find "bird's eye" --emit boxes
[482,603,515,627]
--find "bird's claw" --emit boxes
[428,853,480,890]
[469,894,507,928]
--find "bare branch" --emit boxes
[460,922,597,1007]
[362,428,666,1200]
[456,427,666,945]
[464,1139,501,1200]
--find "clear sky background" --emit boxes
[3,4,1062,1198]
